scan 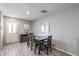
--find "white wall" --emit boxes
[3,16,32,44]
[33,7,79,55]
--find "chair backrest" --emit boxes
[47,36,52,46]
[28,33,33,40]
[28,33,36,43]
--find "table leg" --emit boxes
[38,42,41,55]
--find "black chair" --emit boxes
[42,36,52,55]
[27,35,29,47]
[27,33,36,51]
[34,38,40,54]
[31,35,36,51]
[34,36,52,55]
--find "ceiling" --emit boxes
[0,3,79,21]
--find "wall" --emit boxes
[0,11,3,50]
[32,7,79,55]
[3,16,32,45]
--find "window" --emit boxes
[8,23,16,33]
[9,23,12,33]
[13,24,16,33]
[41,22,49,33]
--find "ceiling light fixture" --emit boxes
[26,11,30,15]
[40,10,47,14]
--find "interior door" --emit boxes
[5,22,18,44]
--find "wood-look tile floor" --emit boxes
[0,42,71,56]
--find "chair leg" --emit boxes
[47,47,48,55]
[34,44,36,54]
[31,42,32,51]
[30,39,32,50]
[27,42,29,48]
[49,43,52,52]
[38,42,41,55]
[27,38,30,48]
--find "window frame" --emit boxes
[40,22,49,33]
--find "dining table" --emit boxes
[34,33,52,55]
[34,36,47,55]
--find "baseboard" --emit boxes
[52,46,77,56]
[6,41,18,45]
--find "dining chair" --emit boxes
[41,36,52,55]
[27,34,30,48]
[28,33,36,51]
[34,38,40,54]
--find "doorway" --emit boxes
[5,22,18,44]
